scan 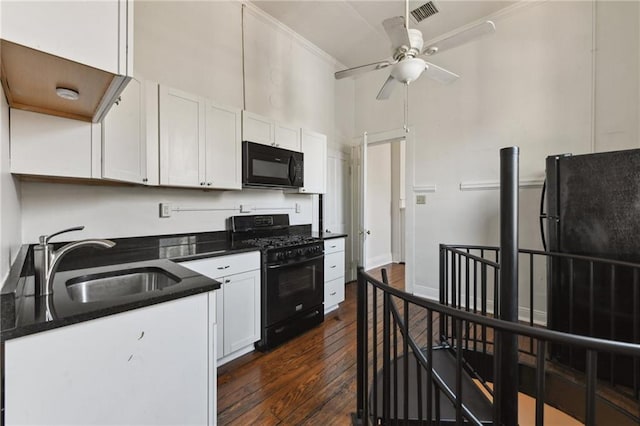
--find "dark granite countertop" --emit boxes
[0,228,347,342]
[0,231,259,341]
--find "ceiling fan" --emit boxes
[334,2,495,100]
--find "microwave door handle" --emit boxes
[288,157,296,184]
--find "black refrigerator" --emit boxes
[544,149,640,391]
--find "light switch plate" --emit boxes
[159,203,171,218]
[240,204,253,213]
[416,195,426,205]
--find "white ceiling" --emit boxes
[251,0,516,69]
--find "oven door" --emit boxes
[265,254,324,326]
[243,141,303,188]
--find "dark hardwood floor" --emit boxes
[217,263,405,425]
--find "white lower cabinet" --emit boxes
[324,238,346,313]
[4,292,217,425]
[181,251,261,365]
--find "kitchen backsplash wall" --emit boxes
[20,182,313,243]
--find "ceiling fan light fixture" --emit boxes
[391,58,426,84]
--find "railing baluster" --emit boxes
[569,258,574,366]
[535,340,546,426]
[383,290,391,423]
[404,300,410,423]
[394,313,399,425]
[427,309,433,426]
[481,263,487,355]
[530,253,534,353]
[455,318,463,425]
[416,356,423,423]
[372,286,378,423]
[634,268,640,399]
[458,253,462,308]
[434,386,441,426]
[589,261,594,336]
[585,350,598,426]
[473,259,478,352]
[610,264,616,387]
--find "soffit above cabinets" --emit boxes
[250,1,515,69]
[0,40,127,122]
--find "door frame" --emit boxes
[351,127,415,293]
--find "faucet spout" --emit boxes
[33,227,116,297]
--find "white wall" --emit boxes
[18,1,347,244]
[354,1,640,314]
[0,86,22,282]
[366,142,392,269]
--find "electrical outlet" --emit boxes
[240,204,252,213]
[159,203,171,218]
[416,195,427,205]
[295,203,301,213]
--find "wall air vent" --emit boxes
[410,1,439,23]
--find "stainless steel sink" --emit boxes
[66,267,181,303]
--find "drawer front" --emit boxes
[181,251,260,279]
[324,251,345,282]
[324,238,345,254]
[325,278,345,307]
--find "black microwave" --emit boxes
[242,141,304,189]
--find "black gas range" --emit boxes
[230,214,324,350]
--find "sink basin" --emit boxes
[66,267,182,303]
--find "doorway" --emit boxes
[351,128,412,291]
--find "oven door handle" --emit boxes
[267,254,324,269]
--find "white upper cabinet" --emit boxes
[204,101,242,190]
[242,111,301,151]
[159,85,241,190]
[274,122,301,151]
[299,128,327,194]
[242,111,273,146]
[0,0,133,122]
[159,86,205,188]
[1,0,131,76]
[102,78,159,186]
[9,109,101,179]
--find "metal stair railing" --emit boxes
[354,266,640,426]
[440,244,640,401]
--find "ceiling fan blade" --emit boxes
[334,60,394,80]
[376,75,400,100]
[422,21,496,56]
[423,61,459,85]
[382,16,410,48]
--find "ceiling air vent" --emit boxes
[410,1,439,23]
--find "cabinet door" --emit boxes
[159,86,205,187]
[102,78,147,184]
[205,101,242,190]
[9,109,99,178]
[4,294,209,425]
[1,0,130,75]
[242,110,273,146]
[274,122,301,151]
[300,128,327,194]
[223,269,261,356]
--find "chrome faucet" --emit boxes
[33,226,115,296]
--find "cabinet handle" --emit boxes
[199,182,205,186]
[271,143,276,146]
[225,279,230,283]
[330,292,337,296]
[142,178,148,183]
[330,245,336,248]
[207,182,212,186]
[114,96,122,106]
[217,265,230,270]
[330,265,337,268]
